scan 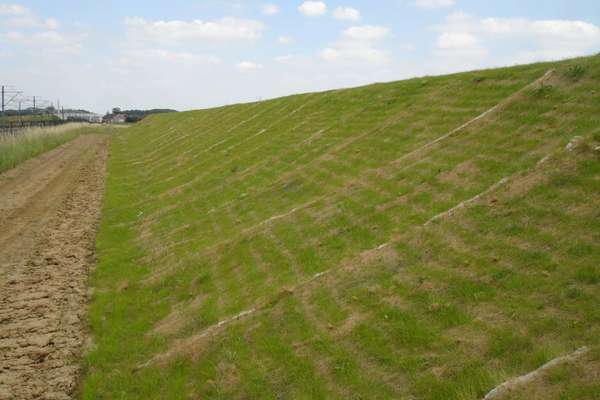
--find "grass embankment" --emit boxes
[84,55,600,399]
[0,124,115,173]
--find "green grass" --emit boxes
[84,55,600,399]
[0,114,61,123]
[0,124,113,173]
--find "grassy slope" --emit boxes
[84,56,600,399]
[0,125,114,173]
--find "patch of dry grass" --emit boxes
[0,123,111,173]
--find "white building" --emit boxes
[55,110,103,123]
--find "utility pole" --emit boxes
[1,86,23,114]
[17,97,31,114]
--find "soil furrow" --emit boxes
[0,134,110,400]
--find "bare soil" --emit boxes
[0,134,110,400]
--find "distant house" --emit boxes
[101,108,177,124]
[55,109,103,123]
[104,114,127,124]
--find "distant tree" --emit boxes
[112,107,121,114]
[126,115,143,123]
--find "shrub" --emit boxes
[565,65,586,81]
[532,84,554,98]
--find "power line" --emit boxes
[1,85,22,113]
[1,84,69,122]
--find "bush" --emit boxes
[565,65,586,81]
[532,84,554,98]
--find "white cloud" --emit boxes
[321,25,391,64]
[2,29,85,54]
[434,31,488,67]
[104,47,230,112]
[437,31,479,49]
[441,12,600,56]
[413,0,455,9]
[333,7,361,21]
[236,61,264,72]
[34,30,67,44]
[298,1,327,17]
[483,18,600,62]
[430,13,492,72]
[278,35,293,45]
[437,12,600,49]
[320,43,388,63]
[261,4,280,16]
[44,18,59,30]
[512,49,585,65]
[320,47,339,60]
[125,49,221,65]
[110,49,221,84]
[0,4,82,57]
[431,12,600,73]
[343,25,389,41]
[0,4,59,30]
[275,54,295,63]
[481,18,600,43]
[2,16,58,29]
[0,4,27,15]
[124,17,265,44]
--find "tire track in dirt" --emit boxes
[0,134,110,400]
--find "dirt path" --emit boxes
[0,134,110,400]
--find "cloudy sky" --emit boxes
[1,0,599,113]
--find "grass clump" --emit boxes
[565,64,586,81]
[532,83,555,98]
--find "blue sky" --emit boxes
[1,1,599,113]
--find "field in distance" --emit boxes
[83,55,600,399]
[0,114,61,123]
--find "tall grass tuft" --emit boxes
[0,123,88,173]
[565,64,586,81]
